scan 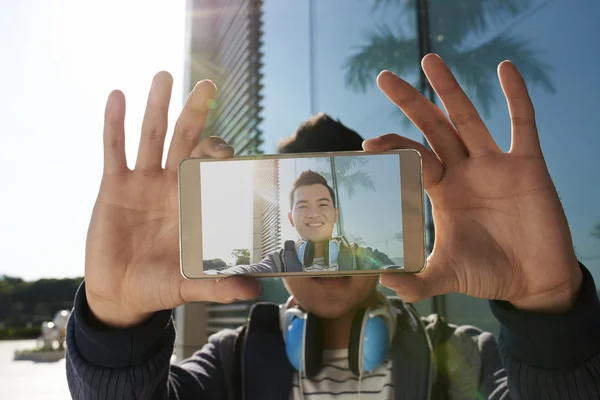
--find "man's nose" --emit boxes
[306,206,320,217]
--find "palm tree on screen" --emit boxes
[592,223,600,240]
[317,156,376,235]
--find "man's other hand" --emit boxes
[85,72,260,328]
[364,54,582,314]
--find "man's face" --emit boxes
[283,275,379,319]
[288,184,338,242]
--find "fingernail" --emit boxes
[214,142,233,151]
[223,296,250,303]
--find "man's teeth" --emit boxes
[307,222,323,227]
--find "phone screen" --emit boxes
[179,150,425,278]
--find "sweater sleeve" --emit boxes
[65,282,230,399]
[489,263,600,399]
[206,253,280,275]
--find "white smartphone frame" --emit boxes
[178,149,426,279]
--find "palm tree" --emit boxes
[347,233,365,245]
[317,156,376,235]
[592,223,600,240]
[394,231,403,242]
[318,157,376,199]
[344,0,555,119]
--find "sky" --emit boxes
[200,159,254,263]
[1,0,599,284]
[0,0,187,280]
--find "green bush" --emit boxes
[0,327,41,340]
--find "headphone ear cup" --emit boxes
[304,242,315,268]
[303,313,323,378]
[329,240,340,267]
[361,315,391,374]
[284,316,305,372]
[297,242,306,266]
[348,308,367,376]
[323,239,330,265]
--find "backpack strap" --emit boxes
[230,302,294,400]
[232,324,247,400]
[271,249,284,272]
[424,314,455,400]
[423,313,483,400]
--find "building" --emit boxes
[251,159,282,263]
[174,0,266,361]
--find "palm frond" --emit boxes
[592,223,600,240]
[367,0,533,42]
[316,169,333,183]
[344,24,418,93]
[339,170,377,194]
[426,0,532,41]
[334,156,369,172]
[443,33,555,116]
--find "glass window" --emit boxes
[257,0,600,334]
[429,0,600,335]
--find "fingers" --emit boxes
[497,61,542,156]
[190,136,235,159]
[165,80,217,171]
[379,259,456,303]
[103,90,128,174]
[363,134,444,189]
[421,54,501,156]
[136,71,173,170]
[376,70,468,166]
[180,276,261,303]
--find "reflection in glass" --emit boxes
[344,0,555,120]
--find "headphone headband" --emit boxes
[279,296,302,341]
[364,291,396,348]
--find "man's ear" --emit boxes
[335,208,339,223]
[288,212,295,227]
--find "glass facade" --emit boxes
[252,0,600,335]
[186,0,265,154]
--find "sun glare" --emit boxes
[50,0,188,168]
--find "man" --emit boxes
[66,54,600,399]
[207,168,394,275]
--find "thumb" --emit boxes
[191,136,235,158]
[379,259,456,303]
[180,276,261,304]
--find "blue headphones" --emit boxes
[278,292,396,377]
[295,236,356,270]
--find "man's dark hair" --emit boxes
[278,112,364,153]
[289,170,336,210]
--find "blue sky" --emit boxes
[1,0,599,285]
[0,0,187,280]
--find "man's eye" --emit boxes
[319,204,328,207]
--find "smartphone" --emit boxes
[178,149,426,279]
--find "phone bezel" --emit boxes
[178,149,426,279]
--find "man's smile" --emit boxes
[305,221,324,228]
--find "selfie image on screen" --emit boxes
[199,154,404,275]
